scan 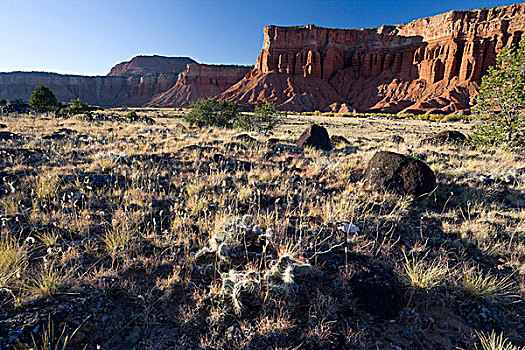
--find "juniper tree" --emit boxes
[29,84,59,112]
[470,39,525,150]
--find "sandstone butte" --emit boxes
[0,56,251,108]
[219,3,525,114]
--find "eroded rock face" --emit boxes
[221,4,525,114]
[365,151,436,196]
[147,64,252,107]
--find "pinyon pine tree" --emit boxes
[470,39,525,150]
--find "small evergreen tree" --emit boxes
[470,39,525,150]
[235,102,284,135]
[184,98,239,127]
[59,98,91,115]
[29,84,59,111]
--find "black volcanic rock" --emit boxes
[296,124,332,151]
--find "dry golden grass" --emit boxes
[0,109,523,349]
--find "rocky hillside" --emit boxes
[220,3,525,113]
[107,55,196,77]
[147,64,252,107]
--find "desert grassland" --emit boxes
[0,109,524,349]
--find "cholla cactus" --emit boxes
[219,270,260,315]
[267,255,314,295]
[196,215,271,261]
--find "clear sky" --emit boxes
[0,0,521,76]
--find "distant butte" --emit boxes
[107,55,196,77]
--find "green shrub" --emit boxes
[29,84,59,111]
[470,39,525,150]
[58,98,95,116]
[125,110,140,122]
[184,98,239,127]
[234,102,284,135]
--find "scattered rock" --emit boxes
[57,128,77,135]
[223,142,248,151]
[365,151,436,196]
[330,135,351,147]
[0,149,44,165]
[267,137,285,144]
[0,131,21,141]
[42,133,67,140]
[296,124,332,151]
[233,134,258,143]
[389,135,405,144]
[421,130,467,145]
[1,103,33,115]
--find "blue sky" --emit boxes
[0,0,520,75]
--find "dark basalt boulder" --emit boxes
[296,124,332,151]
[233,134,258,144]
[365,151,436,197]
[421,130,467,145]
[0,131,20,141]
[330,135,351,147]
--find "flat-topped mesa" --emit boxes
[147,63,252,107]
[107,55,196,77]
[0,71,179,107]
[224,3,525,113]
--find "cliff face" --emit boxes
[0,71,179,107]
[147,64,252,107]
[220,3,525,113]
[0,55,251,107]
[107,55,196,77]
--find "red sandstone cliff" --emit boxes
[107,55,196,77]
[220,3,525,114]
[147,64,252,107]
